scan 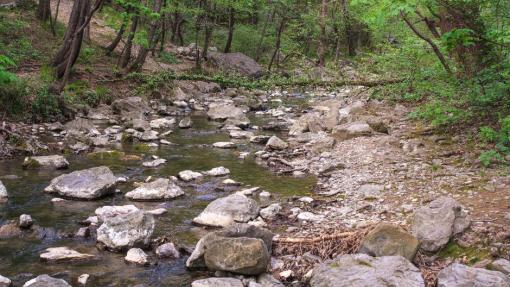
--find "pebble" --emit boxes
[125,248,148,265]
[77,274,89,286]
[19,214,33,228]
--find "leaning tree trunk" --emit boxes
[341,0,356,57]
[119,15,138,68]
[37,0,51,21]
[224,7,235,53]
[106,11,129,55]
[268,18,285,72]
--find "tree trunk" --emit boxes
[224,7,234,53]
[37,0,51,21]
[268,18,285,72]
[120,15,138,68]
[341,0,356,57]
[106,12,129,55]
[255,9,273,61]
[49,0,61,35]
[317,0,327,66]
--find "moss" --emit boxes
[87,150,125,160]
[21,158,41,169]
[438,242,492,264]
[121,133,134,143]
[133,143,151,153]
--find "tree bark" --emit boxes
[224,7,235,53]
[341,0,356,57]
[401,12,452,74]
[37,0,51,21]
[106,11,129,55]
[255,9,273,62]
[268,18,285,72]
[119,15,138,68]
[49,0,61,35]
[317,0,327,66]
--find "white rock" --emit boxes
[40,247,94,262]
[146,208,168,216]
[259,191,271,199]
[142,158,167,167]
[178,170,203,182]
[192,278,243,287]
[19,214,33,228]
[77,274,89,286]
[0,275,11,287]
[150,118,175,129]
[193,194,260,227]
[23,155,69,170]
[125,248,148,265]
[222,179,241,186]
[0,180,7,199]
[213,142,236,149]
[125,178,184,200]
[297,212,323,223]
[265,136,288,150]
[229,130,254,139]
[260,203,282,220]
[23,274,71,287]
[156,242,180,259]
[236,187,260,196]
[299,196,314,203]
[205,166,231,177]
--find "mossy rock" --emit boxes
[438,242,492,264]
[87,150,125,160]
[21,158,41,169]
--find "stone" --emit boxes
[19,214,33,228]
[289,114,323,136]
[358,184,384,200]
[411,196,470,252]
[150,118,175,129]
[204,237,270,275]
[44,166,117,199]
[191,278,243,287]
[193,194,260,227]
[156,243,180,259]
[489,259,510,275]
[250,135,271,144]
[0,275,10,287]
[208,52,263,78]
[23,274,71,287]
[96,205,155,251]
[257,273,284,287]
[112,97,149,119]
[0,180,7,199]
[260,203,282,220]
[146,208,167,216]
[77,274,89,286]
[310,254,424,287]
[40,247,94,262]
[229,130,254,139]
[437,263,510,287]
[139,130,159,141]
[125,178,184,200]
[213,141,236,149]
[207,103,244,121]
[332,122,373,141]
[75,227,90,238]
[178,170,203,182]
[91,136,109,147]
[358,223,419,261]
[179,117,193,128]
[22,155,69,170]
[142,158,167,168]
[132,119,150,131]
[265,136,288,150]
[205,167,230,177]
[297,212,323,223]
[186,223,273,270]
[125,248,148,265]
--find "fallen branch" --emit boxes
[273,231,355,244]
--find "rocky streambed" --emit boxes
[0,82,509,287]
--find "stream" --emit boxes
[0,111,316,286]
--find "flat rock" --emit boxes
[142,158,167,167]
[191,278,243,287]
[332,121,372,141]
[205,166,230,176]
[40,247,94,262]
[229,130,254,139]
[207,103,244,121]
[23,155,69,170]
[310,254,425,287]
[358,223,419,261]
[193,194,260,227]
[96,205,155,251]
[23,274,71,287]
[411,196,470,252]
[125,178,184,200]
[437,263,510,287]
[112,97,149,120]
[250,135,271,144]
[139,130,159,141]
[150,118,175,129]
[265,136,288,150]
[0,180,7,199]
[44,166,117,199]
[178,170,203,182]
[125,248,148,265]
[260,203,282,220]
[0,275,11,287]
[213,141,236,149]
[489,259,510,275]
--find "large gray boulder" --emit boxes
[332,121,372,141]
[0,180,7,199]
[0,275,11,287]
[186,223,273,272]
[358,223,419,261]
[192,278,243,287]
[265,136,288,150]
[112,96,149,119]
[44,166,117,199]
[208,52,263,78]
[490,259,510,275]
[193,194,260,227]
[125,178,184,201]
[207,103,245,121]
[411,197,470,252]
[23,275,71,287]
[437,263,510,287]
[23,155,69,170]
[310,254,424,287]
[96,205,155,251]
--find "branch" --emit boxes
[273,231,355,244]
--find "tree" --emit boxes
[317,0,328,66]
[37,0,51,21]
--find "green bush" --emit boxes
[31,85,62,121]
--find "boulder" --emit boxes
[65,118,94,134]
[310,254,424,287]
[40,247,94,262]
[44,166,117,199]
[125,248,148,265]
[437,263,510,287]
[156,242,180,259]
[257,273,285,287]
[125,178,184,200]
[19,214,33,228]
[289,114,323,136]
[250,135,271,144]
[265,136,288,150]
[205,167,230,177]
[96,205,155,251]
[191,278,243,287]
[358,223,419,261]
[178,170,203,182]
[22,155,69,170]
[332,121,372,141]
[138,130,159,141]
[207,103,244,121]
[0,180,7,199]
[179,117,193,128]
[411,197,470,252]
[150,118,175,129]
[204,237,270,275]
[260,203,282,220]
[0,275,11,287]
[132,119,150,131]
[142,158,167,168]
[193,194,260,227]
[186,223,273,271]
[230,130,254,139]
[208,52,263,78]
[23,275,71,287]
[112,97,149,119]
[489,259,510,275]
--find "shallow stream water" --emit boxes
[0,112,316,286]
